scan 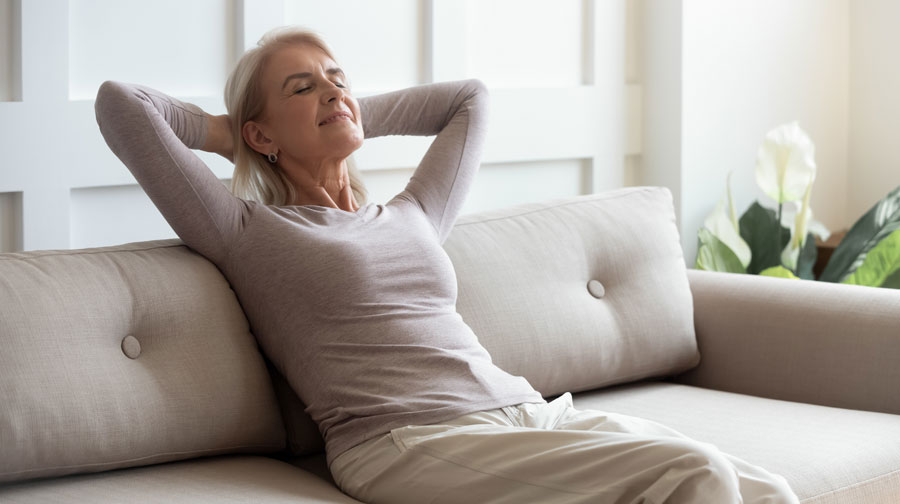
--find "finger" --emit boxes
[346,172,360,211]
[313,186,339,208]
[303,185,337,208]
[339,182,353,210]
[340,170,357,211]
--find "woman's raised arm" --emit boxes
[358,79,489,244]
[94,81,245,265]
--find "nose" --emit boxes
[321,80,344,104]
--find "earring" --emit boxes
[267,152,278,163]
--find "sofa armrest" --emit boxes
[670,270,900,415]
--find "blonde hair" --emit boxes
[224,26,368,206]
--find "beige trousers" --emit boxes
[330,393,800,504]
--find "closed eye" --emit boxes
[294,82,346,94]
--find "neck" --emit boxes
[281,156,356,210]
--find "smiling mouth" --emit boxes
[319,113,353,126]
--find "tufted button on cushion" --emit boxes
[587,279,605,299]
[121,335,141,359]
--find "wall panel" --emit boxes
[0,0,21,101]
[361,158,589,216]
[464,0,585,88]
[68,0,236,100]
[466,158,589,213]
[69,185,177,249]
[0,191,23,252]
[2,1,627,251]
[284,0,423,91]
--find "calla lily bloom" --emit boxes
[781,178,813,270]
[780,174,830,270]
[704,172,751,268]
[755,121,817,204]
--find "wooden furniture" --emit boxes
[813,229,848,279]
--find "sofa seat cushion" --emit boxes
[574,381,900,504]
[0,455,361,503]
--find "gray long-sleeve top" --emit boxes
[94,79,544,467]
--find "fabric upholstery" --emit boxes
[0,455,360,503]
[676,269,900,415]
[575,381,900,504]
[443,186,699,397]
[4,189,899,502]
[0,240,285,483]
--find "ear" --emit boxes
[242,120,277,156]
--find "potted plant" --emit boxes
[696,122,900,288]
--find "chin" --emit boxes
[328,141,363,160]
[337,133,364,154]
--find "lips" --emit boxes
[318,111,353,126]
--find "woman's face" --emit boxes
[251,43,364,165]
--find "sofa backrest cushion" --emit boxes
[0,239,285,483]
[441,187,700,396]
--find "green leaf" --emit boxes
[739,201,791,274]
[841,229,900,288]
[883,269,900,289]
[695,227,745,273]
[820,184,900,282]
[760,266,800,279]
[795,232,818,280]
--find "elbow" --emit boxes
[97,79,119,96]
[467,78,488,95]
[94,80,150,130]
[96,80,125,106]
[95,80,150,111]
[463,78,490,120]
[94,80,125,126]
[466,78,489,102]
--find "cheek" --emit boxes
[280,99,315,122]
[278,104,317,138]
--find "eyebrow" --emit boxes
[281,68,345,91]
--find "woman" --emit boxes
[95,26,800,504]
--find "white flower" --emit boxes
[704,172,751,268]
[779,192,830,243]
[780,175,829,270]
[755,121,817,204]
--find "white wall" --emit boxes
[641,0,850,265]
[5,1,897,266]
[849,0,900,220]
[0,0,627,252]
[683,0,849,261]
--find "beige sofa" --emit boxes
[2,187,899,503]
